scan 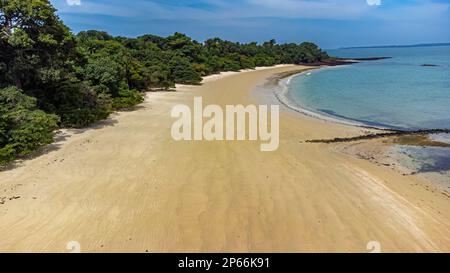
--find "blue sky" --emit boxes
[51,0,450,49]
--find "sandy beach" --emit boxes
[0,65,449,252]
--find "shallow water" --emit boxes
[287,45,450,130]
[286,45,450,178]
[430,133,450,144]
[396,145,450,173]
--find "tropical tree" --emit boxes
[0,86,59,164]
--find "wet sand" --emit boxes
[0,65,449,252]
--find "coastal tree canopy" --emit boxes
[0,0,330,165]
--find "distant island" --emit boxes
[340,42,450,50]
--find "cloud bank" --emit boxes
[51,0,450,48]
[66,0,81,6]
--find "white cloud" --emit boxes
[241,0,372,19]
[55,1,136,17]
[52,0,372,20]
[129,0,373,21]
[54,0,449,24]
[66,0,81,6]
[367,0,381,6]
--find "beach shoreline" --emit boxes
[0,65,449,252]
[259,65,450,195]
[259,65,387,130]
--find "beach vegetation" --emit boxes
[0,0,329,165]
[0,86,59,165]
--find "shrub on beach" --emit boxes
[50,81,113,128]
[0,87,59,165]
[112,89,144,109]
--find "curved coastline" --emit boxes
[273,66,391,130]
[273,66,450,135]
[1,65,449,252]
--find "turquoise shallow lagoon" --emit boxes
[287,45,450,130]
[285,45,450,179]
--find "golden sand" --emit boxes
[0,65,449,252]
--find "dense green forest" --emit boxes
[0,0,329,165]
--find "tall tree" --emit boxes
[0,0,78,90]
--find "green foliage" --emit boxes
[51,81,112,128]
[0,0,108,130]
[1,0,330,164]
[0,0,79,90]
[84,56,124,97]
[112,89,144,109]
[0,86,59,165]
[169,56,202,85]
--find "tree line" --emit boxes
[0,0,329,165]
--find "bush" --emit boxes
[112,89,144,109]
[0,87,59,165]
[51,81,112,128]
[169,56,202,85]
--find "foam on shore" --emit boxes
[262,67,388,130]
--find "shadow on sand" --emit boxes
[148,88,177,92]
[1,117,120,172]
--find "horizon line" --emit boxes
[337,42,450,50]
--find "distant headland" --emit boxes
[340,42,450,50]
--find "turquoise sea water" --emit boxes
[285,45,450,178]
[286,45,450,130]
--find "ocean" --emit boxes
[286,45,450,130]
[284,45,450,180]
